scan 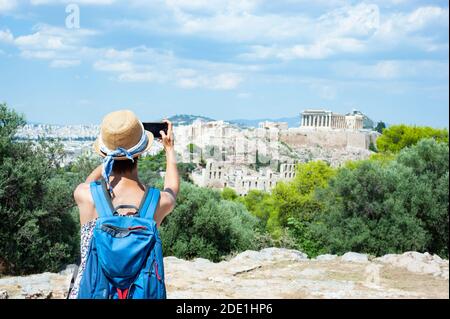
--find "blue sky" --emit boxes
[0,0,448,127]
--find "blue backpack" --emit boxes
[77,180,167,299]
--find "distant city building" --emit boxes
[259,121,289,131]
[301,109,364,130]
[192,160,297,196]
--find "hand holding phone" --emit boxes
[142,122,169,139]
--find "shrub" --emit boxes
[159,182,262,262]
[377,124,448,153]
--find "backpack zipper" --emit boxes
[154,260,162,281]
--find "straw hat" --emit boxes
[93,110,154,160]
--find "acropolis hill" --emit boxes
[177,109,379,195]
[15,109,380,196]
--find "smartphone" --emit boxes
[142,122,169,139]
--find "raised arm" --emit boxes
[85,164,103,184]
[156,119,180,223]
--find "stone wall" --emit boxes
[280,128,379,150]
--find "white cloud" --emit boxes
[50,59,81,68]
[2,23,244,90]
[376,6,449,40]
[332,60,449,80]
[208,73,243,90]
[93,60,134,72]
[243,36,366,60]
[237,92,252,99]
[176,72,242,90]
[1,24,97,69]
[103,48,134,60]
[0,29,14,42]
[2,1,447,91]
[20,50,57,59]
[3,24,98,55]
[309,83,337,100]
[30,0,116,5]
[86,43,246,89]
[0,0,16,12]
[98,1,449,65]
[118,72,161,82]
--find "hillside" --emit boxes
[1,248,448,299]
[168,114,216,126]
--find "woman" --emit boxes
[68,109,179,299]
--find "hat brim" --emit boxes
[93,131,154,160]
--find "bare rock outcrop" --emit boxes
[375,252,449,280]
[0,248,448,299]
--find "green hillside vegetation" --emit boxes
[1,103,449,275]
[376,124,448,153]
[235,134,449,258]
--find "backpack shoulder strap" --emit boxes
[138,187,161,221]
[90,180,115,218]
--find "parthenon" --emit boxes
[301,109,364,130]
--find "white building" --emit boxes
[300,109,364,130]
[259,121,289,131]
[192,160,297,196]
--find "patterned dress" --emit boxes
[68,219,97,299]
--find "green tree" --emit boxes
[377,124,448,153]
[240,189,274,227]
[395,139,449,257]
[312,139,449,257]
[221,187,239,201]
[375,121,386,134]
[266,161,335,255]
[0,103,79,275]
[312,161,427,256]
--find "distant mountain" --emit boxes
[168,114,216,126]
[228,116,300,128]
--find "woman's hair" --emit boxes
[112,158,138,174]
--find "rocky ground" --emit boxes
[0,248,448,299]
